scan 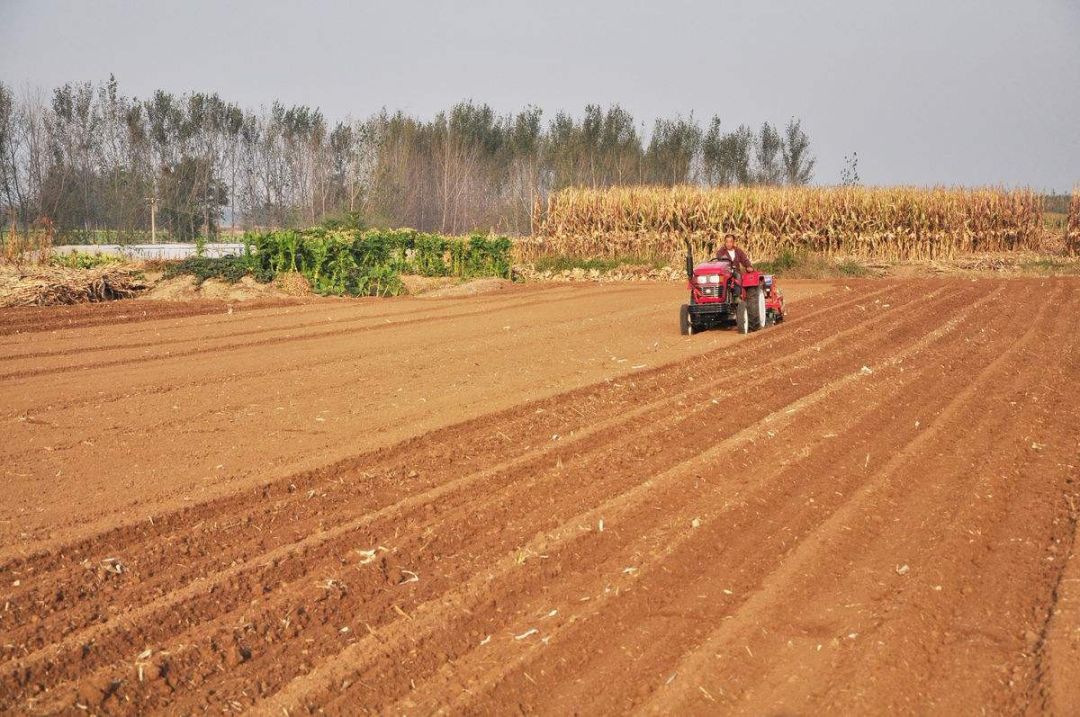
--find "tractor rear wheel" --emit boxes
[680,304,694,335]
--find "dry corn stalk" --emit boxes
[1068,187,1080,256]
[1,218,55,266]
[0,265,146,307]
[523,185,1045,264]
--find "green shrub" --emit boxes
[353,264,405,297]
[450,234,513,278]
[50,251,126,270]
[412,233,450,276]
[164,256,262,285]
[235,227,512,296]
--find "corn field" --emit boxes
[523,186,1046,263]
[3,217,54,266]
[1068,188,1080,256]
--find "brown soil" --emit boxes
[420,277,513,297]
[140,275,306,302]
[399,275,514,297]
[0,297,313,337]
[398,274,458,294]
[0,279,1077,715]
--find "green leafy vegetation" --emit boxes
[162,228,513,296]
[163,256,259,285]
[49,251,126,270]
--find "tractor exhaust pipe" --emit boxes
[684,240,694,281]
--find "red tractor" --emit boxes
[679,242,785,335]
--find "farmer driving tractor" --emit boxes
[680,231,783,335]
[715,234,753,275]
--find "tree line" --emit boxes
[0,76,816,240]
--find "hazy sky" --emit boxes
[2,0,1078,190]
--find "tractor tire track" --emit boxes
[0,286,647,381]
[375,281,1033,717]
[0,282,876,561]
[0,282,946,704]
[2,279,1074,715]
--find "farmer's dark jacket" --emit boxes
[715,246,753,273]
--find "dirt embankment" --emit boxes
[0,278,1078,715]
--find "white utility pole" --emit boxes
[146,195,158,244]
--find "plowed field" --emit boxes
[1,279,1078,715]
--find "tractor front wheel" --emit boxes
[736,301,749,334]
[680,304,694,335]
[747,286,766,331]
